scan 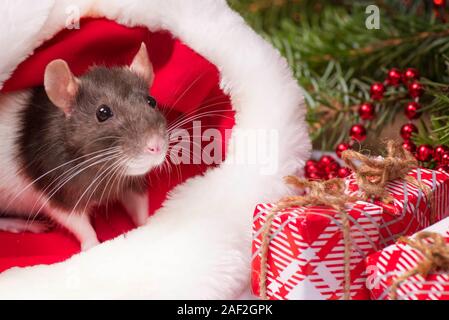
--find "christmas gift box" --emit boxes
[366,217,449,300]
[252,177,384,300]
[342,141,449,247]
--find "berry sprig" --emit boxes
[305,155,352,180]
[332,67,449,172]
[333,67,449,173]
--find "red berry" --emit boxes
[324,162,340,175]
[370,82,385,100]
[434,0,445,7]
[305,163,321,175]
[319,155,336,168]
[434,145,449,162]
[387,68,402,86]
[306,159,317,167]
[400,123,418,140]
[416,144,433,162]
[349,124,367,141]
[402,140,417,153]
[441,152,449,165]
[336,143,351,158]
[358,103,375,120]
[408,81,424,98]
[404,102,421,120]
[402,68,420,84]
[338,167,352,178]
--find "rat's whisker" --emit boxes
[167,111,234,133]
[168,138,204,155]
[166,107,229,132]
[168,155,183,182]
[97,156,127,209]
[116,161,129,196]
[165,99,231,128]
[164,100,231,130]
[1,44,175,250]
[162,73,206,119]
[169,124,233,137]
[26,153,122,226]
[74,156,127,217]
[6,140,55,179]
[105,157,129,213]
[26,147,122,205]
[103,162,128,215]
[5,147,122,214]
[167,145,205,166]
[29,153,122,223]
[161,156,171,185]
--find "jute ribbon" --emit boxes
[341,140,429,204]
[390,231,449,300]
[258,177,357,300]
[341,141,434,224]
[258,141,432,300]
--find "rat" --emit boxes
[0,43,168,250]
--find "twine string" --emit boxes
[259,177,356,300]
[341,140,426,203]
[341,141,434,223]
[259,141,433,300]
[390,231,449,300]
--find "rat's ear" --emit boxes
[44,59,79,115]
[129,42,154,87]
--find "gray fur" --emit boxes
[17,66,167,211]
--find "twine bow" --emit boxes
[341,140,423,204]
[390,231,449,300]
[259,177,357,300]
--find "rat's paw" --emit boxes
[121,192,149,228]
[133,213,149,227]
[80,237,100,251]
[0,218,52,234]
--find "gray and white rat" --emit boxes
[0,43,168,250]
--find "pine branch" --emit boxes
[229,0,449,150]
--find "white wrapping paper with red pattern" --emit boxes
[345,168,449,246]
[366,217,449,300]
[251,201,383,300]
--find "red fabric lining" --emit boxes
[0,18,234,272]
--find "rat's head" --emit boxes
[43,43,168,177]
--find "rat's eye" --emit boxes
[96,105,113,122]
[147,95,157,109]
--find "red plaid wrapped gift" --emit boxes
[251,200,383,300]
[366,217,449,300]
[345,167,449,246]
[341,142,449,247]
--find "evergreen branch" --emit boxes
[229,0,449,150]
[311,28,449,63]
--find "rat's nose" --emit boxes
[146,136,165,155]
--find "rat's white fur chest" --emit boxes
[0,91,47,216]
